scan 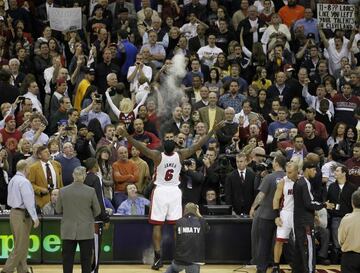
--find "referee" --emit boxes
[1,160,39,273]
[293,161,334,273]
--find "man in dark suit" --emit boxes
[216,107,238,153]
[84,158,110,273]
[56,166,101,273]
[188,24,207,54]
[193,86,209,111]
[237,6,266,51]
[35,0,59,35]
[225,153,256,215]
[0,69,19,105]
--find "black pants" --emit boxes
[256,217,276,272]
[91,223,103,273]
[62,239,94,273]
[293,224,316,273]
[341,252,360,273]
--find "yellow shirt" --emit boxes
[194,88,201,102]
[252,79,272,91]
[208,108,216,130]
[338,209,360,253]
[74,79,90,111]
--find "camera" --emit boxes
[183,159,193,166]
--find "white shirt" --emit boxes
[321,160,337,189]
[180,22,198,40]
[127,64,152,93]
[197,45,223,67]
[41,160,57,189]
[24,92,43,113]
[249,19,259,43]
[44,66,55,95]
[237,168,247,180]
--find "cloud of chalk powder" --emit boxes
[157,53,187,117]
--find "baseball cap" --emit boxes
[84,67,95,75]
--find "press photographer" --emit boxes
[180,158,205,205]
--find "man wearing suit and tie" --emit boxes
[199,92,225,131]
[225,153,256,215]
[28,145,63,208]
[56,166,101,273]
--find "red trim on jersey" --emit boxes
[166,220,176,225]
[276,238,288,243]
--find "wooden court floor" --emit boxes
[29,264,341,273]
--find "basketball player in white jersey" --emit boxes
[272,162,299,273]
[119,121,224,270]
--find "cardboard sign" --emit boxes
[317,4,356,31]
[49,7,82,32]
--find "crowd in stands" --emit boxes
[0,0,359,266]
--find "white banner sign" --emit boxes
[49,7,82,32]
[317,4,355,31]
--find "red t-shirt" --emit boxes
[345,158,360,188]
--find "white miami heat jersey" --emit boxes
[282,176,295,212]
[154,152,182,186]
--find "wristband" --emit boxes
[274,209,280,217]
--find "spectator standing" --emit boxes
[28,145,63,208]
[278,0,304,28]
[1,160,39,273]
[55,166,101,273]
[327,165,357,263]
[112,146,139,209]
[345,142,360,189]
[55,142,81,187]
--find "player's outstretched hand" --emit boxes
[212,120,226,132]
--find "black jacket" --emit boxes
[294,176,325,226]
[174,213,209,264]
[225,168,255,215]
[327,182,356,218]
[84,172,110,223]
[180,170,205,205]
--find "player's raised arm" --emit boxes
[118,126,162,165]
[179,121,225,160]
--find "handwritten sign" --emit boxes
[49,8,82,32]
[317,4,355,31]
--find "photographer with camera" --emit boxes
[249,154,286,273]
[180,158,205,206]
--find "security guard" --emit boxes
[165,203,209,273]
[1,160,39,273]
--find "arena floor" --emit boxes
[31,264,341,273]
